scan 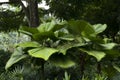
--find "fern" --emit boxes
[94,74,107,80]
[0,73,6,80]
[0,65,40,80]
[8,66,24,80]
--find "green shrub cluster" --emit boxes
[2,20,119,80]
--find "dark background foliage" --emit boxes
[47,0,120,38]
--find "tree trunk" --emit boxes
[28,0,40,27]
[20,0,40,27]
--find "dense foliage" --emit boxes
[5,20,120,80]
[0,0,120,80]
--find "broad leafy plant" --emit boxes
[6,20,76,69]
[5,20,120,79]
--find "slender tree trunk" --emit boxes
[80,53,86,76]
[28,0,40,27]
[20,0,40,27]
[97,62,101,74]
[41,60,45,80]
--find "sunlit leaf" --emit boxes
[57,42,86,55]
[99,43,117,50]
[37,20,56,32]
[80,49,106,61]
[5,47,28,70]
[17,41,41,48]
[93,24,107,34]
[58,34,74,41]
[28,47,58,60]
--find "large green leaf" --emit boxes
[68,20,95,37]
[57,42,86,55]
[5,47,28,70]
[104,49,120,58]
[17,41,41,48]
[37,20,66,33]
[51,21,67,32]
[80,49,106,61]
[99,43,117,50]
[19,26,39,36]
[33,31,55,41]
[54,28,75,41]
[28,47,58,60]
[88,37,105,43]
[49,53,75,68]
[37,20,56,33]
[57,43,72,55]
[93,24,107,34]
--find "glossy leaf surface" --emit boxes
[28,47,58,60]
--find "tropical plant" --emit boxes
[5,19,120,79]
[5,19,76,80]
[63,71,71,80]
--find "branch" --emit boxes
[6,9,24,17]
[0,1,19,5]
